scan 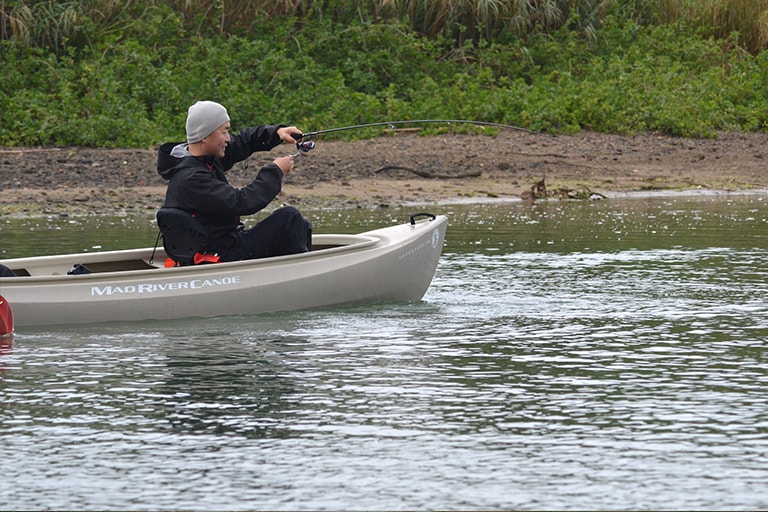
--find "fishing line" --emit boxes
[292,119,592,160]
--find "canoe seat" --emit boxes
[156,207,209,266]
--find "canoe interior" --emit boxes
[9,259,157,276]
[3,234,376,278]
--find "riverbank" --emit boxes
[2,130,767,217]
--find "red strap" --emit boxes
[193,253,221,265]
[164,254,220,267]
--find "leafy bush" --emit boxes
[1,11,768,147]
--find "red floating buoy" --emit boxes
[0,294,14,337]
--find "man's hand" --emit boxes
[274,155,295,175]
[277,126,303,144]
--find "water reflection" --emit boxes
[157,328,300,438]
[2,193,766,258]
[1,214,156,258]
[438,194,768,254]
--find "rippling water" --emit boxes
[1,194,767,510]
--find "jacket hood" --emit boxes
[157,142,194,180]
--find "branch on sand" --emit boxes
[375,165,482,179]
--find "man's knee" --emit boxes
[275,206,310,231]
[274,205,302,221]
[274,206,311,253]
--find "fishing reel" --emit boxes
[290,133,315,158]
[295,140,315,154]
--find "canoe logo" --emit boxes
[91,275,241,296]
[398,228,442,260]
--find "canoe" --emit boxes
[0,213,447,329]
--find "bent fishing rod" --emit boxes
[288,119,592,160]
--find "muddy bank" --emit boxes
[1,130,767,216]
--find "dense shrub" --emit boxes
[1,2,767,146]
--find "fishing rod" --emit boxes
[298,119,541,138]
[289,119,592,159]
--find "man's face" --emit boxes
[201,122,231,158]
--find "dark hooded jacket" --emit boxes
[157,124,285,258]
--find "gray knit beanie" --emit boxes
[186,101,230,143]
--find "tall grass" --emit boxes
[658,0,768,54]
[0,0,768,53]
[0,0,153,52]
[2,0,768,52]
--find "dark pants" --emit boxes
[235,206,312,260]
[0,264,15,277]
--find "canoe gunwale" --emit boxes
[0,234,382,281]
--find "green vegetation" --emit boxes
[1,0,767,147]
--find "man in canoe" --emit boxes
[157,100,312,262]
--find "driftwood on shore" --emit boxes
[374,165,482,179]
